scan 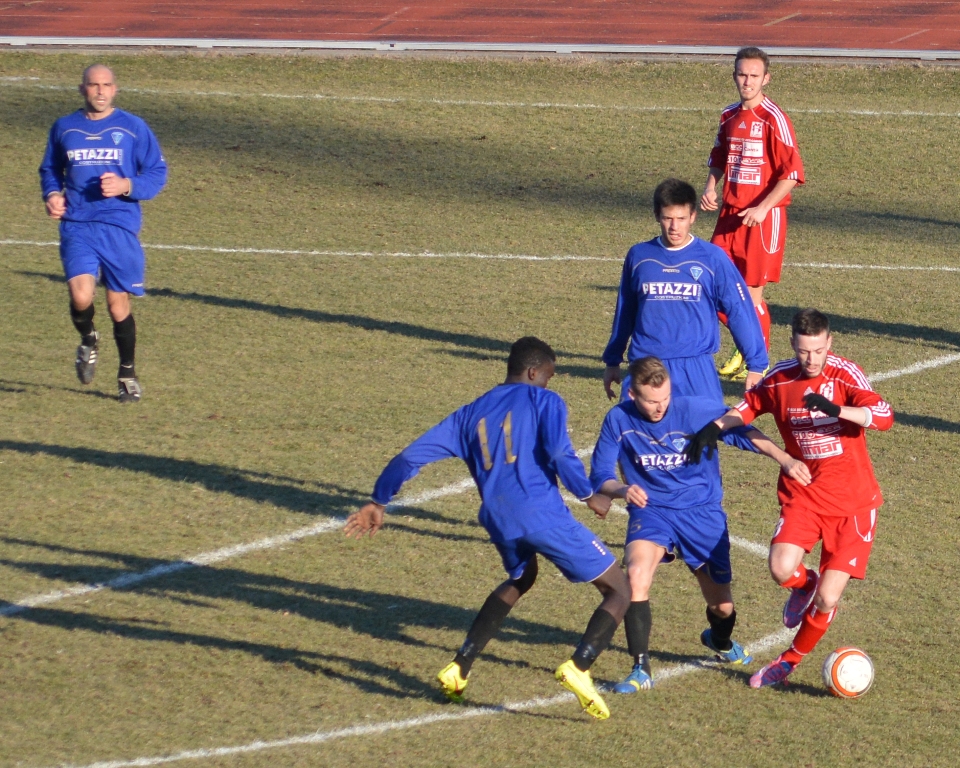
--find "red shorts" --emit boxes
[771,506,878,580]
[711,205,788,287]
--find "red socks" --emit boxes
[756,301,771,351]
[784,604,836,664]
[780,566,813,590]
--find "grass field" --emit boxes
[1,52,959,768]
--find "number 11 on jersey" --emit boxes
[477,412,518,469]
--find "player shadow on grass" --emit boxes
[767,302,960,351]
[16,272,597,366]
[0,439,364,517]
[0,538,588,653]
[0,377,118,400]
[5,604,440,700]
[889,412,960,435]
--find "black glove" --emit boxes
[803,392,841,418]
[684,421,722,464]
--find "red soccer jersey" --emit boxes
[735,354,893,516]
[707,97,805,210]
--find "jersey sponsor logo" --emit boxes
[742,138,764,158]
[66,148,123,163]
[634,452,687,470]
[750,121,763,137]
[793,426,844,459]
[641,282,702,300]
[111,131,124,145]
[690,266,703,281]
[728,164,761,185]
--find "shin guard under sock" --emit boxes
[113,314,136,373]
[784,604,836,664]
[454,593,513,676]
[70,303,96,341]
[706,607,737,652]
[572,608,618,672]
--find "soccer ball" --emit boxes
[822,647,874,698]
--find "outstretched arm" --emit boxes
[598,479,648,508]
[344,502,386,538]
[745,430,811,487]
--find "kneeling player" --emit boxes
[590,356,758,692]
[345,337,630,719]
[686,309,893,687]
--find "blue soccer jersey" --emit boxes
[602,236,767,374]
[372,383,594,543]
[39,108,167,234]
[590,395,743,510]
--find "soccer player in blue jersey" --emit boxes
[602,178,767,403]
[345,337,630,720]
[39,64,167,402]
[591,356,757,692]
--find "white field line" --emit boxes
[0,483,470,618]
[3,353,959,616]
[867,352,960,383]
[2,78,960,118]
[3,239,960,272]
[56,624,797,768]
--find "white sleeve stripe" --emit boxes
[763,98,795,147]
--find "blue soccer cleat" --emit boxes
[700,629,753,664]
[612,664,653,694]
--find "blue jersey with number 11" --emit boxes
[372,383,594,543]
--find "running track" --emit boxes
[1,1,959,53]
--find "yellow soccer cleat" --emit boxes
[555,659,610,720]
[732,364,769,383]
[437,661,469,703]
[717,349,744,378]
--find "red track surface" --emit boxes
[1,1,959,50]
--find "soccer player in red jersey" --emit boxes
[685,309,893,687]
[701,47,805,377]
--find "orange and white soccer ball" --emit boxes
[822,647,874,698]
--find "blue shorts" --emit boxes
[495,521,616,584]
[622,354,723,405]
[625,502,733,584]
[60,220,145,296]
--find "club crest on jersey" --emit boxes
[690,266,703,281]
[111,132,124,145]
[672,437,687,451]
[750,121,763,137]
[819,382,835,400]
